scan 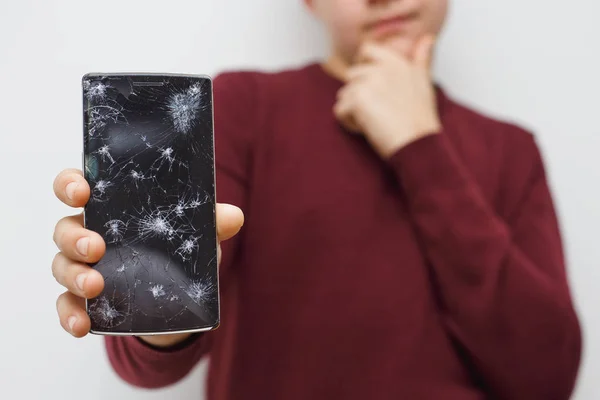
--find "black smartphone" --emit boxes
[82,73,219,336]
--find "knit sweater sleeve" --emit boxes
[388,129,581,400]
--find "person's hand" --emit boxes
[334,35,441,159]
[52,168,244,348]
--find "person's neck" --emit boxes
[321,53,351,84]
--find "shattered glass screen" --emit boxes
[82,74,218,334]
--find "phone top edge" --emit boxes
[82,72,213,82]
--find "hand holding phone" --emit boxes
[52,170,243,340]
[51,72,242,338]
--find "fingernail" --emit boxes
[76,237,89,256]
[65,182,79,200]
[75,273,87,292]
[67,316,77,332]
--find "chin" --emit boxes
[378,35,415,58]
[338,34,415,66]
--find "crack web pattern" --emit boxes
[83,75,217,334]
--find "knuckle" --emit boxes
[65,214,80,225]
[53,217,68,246]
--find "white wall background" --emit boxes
[0,0,598,399]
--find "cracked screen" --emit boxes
[82,74,218,335]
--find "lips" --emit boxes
[369,13,417,38]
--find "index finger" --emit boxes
[412,35,436,72]
[355,41,400,65]
[53,169,91,208]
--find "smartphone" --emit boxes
[82,73,218,336]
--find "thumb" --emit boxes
[413,35,436,71]
[216,203,244,241]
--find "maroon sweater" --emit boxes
[105,64,581,399]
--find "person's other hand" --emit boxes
[334,35,441,159]
[52,168,243,347]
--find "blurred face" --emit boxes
[306,0,448,63]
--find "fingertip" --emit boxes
[65,181,79,201]
[72,179,91,207]
[57,291,90,337]
[216,203,245,241]
[217,203,244,222]
[414,35,436,68]
[85,231,106,263]
[54,169,90,208]
[70,314,91,338]
[84,269,105,298]
[231,205,245,229]
[426,34,437,47]
[426,35,437,55]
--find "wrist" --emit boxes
[377,110,441,157]
[379,128,441,160]
[416,114,442,137]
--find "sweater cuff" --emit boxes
[107,333,205,363]
[387,132,470,196]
